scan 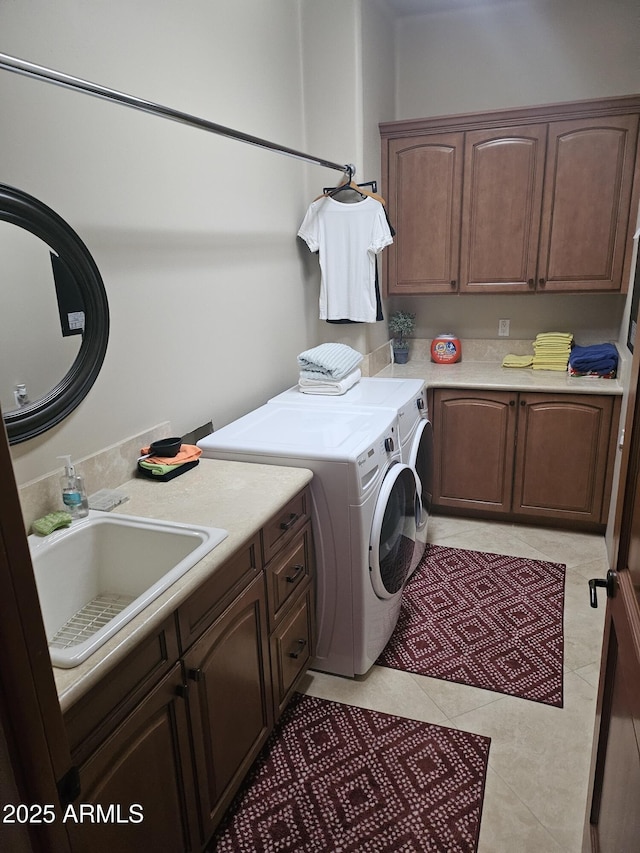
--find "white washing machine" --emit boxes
[197,403,418,677]
[268,377,433,575]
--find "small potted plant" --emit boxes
[389,310,416,364]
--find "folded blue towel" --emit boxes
[297,342,363,380]
[569,343,618,373]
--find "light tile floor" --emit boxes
[299,514,608,852]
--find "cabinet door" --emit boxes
[386,133,463,294]
[432,389,517,512]
[460,125,546,292]
[538,115,639,292]
[513,393,615,523]
[184,573,273,841]
[68,663,199,853]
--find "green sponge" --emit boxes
[31,511,73,536]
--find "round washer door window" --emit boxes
[408,417,434,519]
[370,463,418,599]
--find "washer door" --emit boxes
[409,417,434,520]
[370,463,418,599]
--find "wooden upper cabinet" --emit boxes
[387,133,463,293]
[381,97,640,295]
[460,126,546,292]
[538,115,639,292]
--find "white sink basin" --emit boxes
[29,511,228,668]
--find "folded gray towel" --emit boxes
[297,342,363,380]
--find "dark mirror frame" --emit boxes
[1,184,109,444]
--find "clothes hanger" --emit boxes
[326,179,377,193]
[314,166,386,205]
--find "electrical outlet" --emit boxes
[498,319,510,337]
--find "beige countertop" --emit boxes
[375,340,624,395]
[53,458,313,711]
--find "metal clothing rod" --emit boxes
[0,51,353,176]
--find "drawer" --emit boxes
[64,615,180,763]
[270,586,314,719]
[261,488,310,564]
[177,534,261,651]
[265,521,314,627]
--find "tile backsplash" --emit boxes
[19,422,171,532]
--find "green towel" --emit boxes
[31,511,73,536]
[139,459,186,476]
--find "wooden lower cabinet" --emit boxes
[432,388,517,511]
[184,573,273,841]
[270,585,314,719]
[67,663,199,853]
[432,388,619,528]
[64,486,314,851]
[513,393,616,522]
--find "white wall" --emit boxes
[298,0,396,356]
[362,0,398,352]
[389,0,640,343]
[394,0,640,118]
[1,0,372,485]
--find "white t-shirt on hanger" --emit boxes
[298,196,393,323]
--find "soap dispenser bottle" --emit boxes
[58,455,89,518]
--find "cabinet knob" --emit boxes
[286,564,305,583]
[450,280,457,288]
[176,683,189,699]
[279,513,300,531]
[289,639,307,659]
[509,400,515,406]
[520,399,526,406]
[538,277,546,287]
[528,278,534,288]
[187,668,202,682]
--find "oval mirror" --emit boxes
[0,184,109,444]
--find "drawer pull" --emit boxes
[279,513,300,531]
[286,564,305,583]
[289,639,307,659]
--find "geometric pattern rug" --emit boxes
[377,545,565,707]
[210,693,490,852]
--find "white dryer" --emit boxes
[197,403,418,677]
[268,377,433,575]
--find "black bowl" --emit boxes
[149,437,182,458]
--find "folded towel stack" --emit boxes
[299,368,362,395]
[296,342,363,395]
[138,443,202,478]
[502,354,534,369]
[568,343,618,378]
[532,332,574,371]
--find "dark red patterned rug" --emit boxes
[210,693,490,852]
[378,545,565,707]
